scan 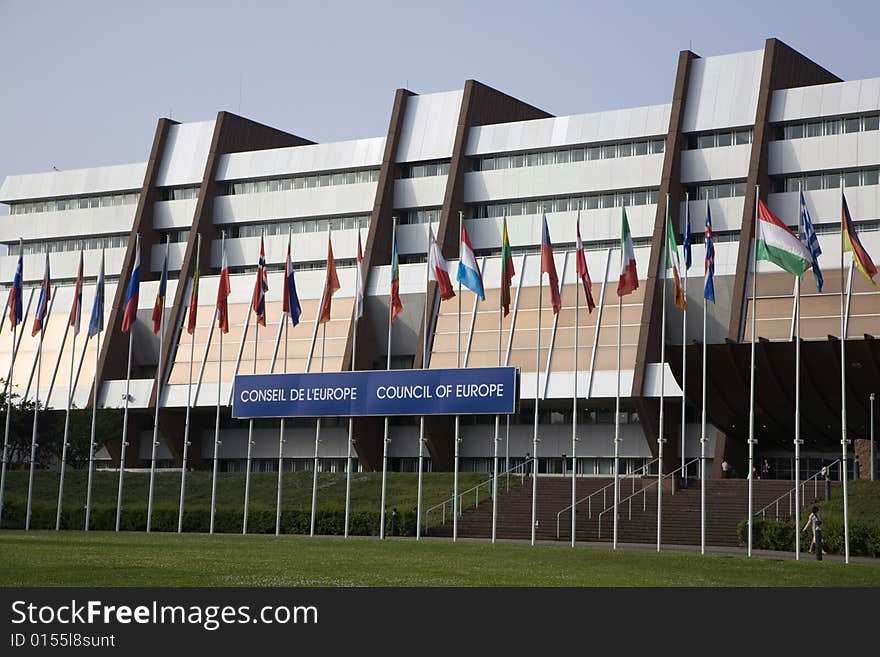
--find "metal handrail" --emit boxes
[423,458,535,533]
[555,457,661,539]
[597,458,700,539]
[754,459,842,520]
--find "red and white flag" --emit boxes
[428,227,455,301]
[354,231,365,320]
[575,214,596,312]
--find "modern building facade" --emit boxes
[1,38,878,480]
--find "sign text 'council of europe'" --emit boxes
[232,367,519,418]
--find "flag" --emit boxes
[70,250,84,335]
[665,212,687,311]
[390,229,404,323]
[842,193,878,286]
[152,247,168,334]
[354,231,365,320]
[428,227,455,301]
[540,215,562,314]
[683,201,692,271]
[186,237,200,335]
[500,217,516,317]
[798,191,824,292]
[617,208,639,297]
[703,203,716,303]
[216,238,231,334]
[457,223,485,300]
[32,251,51,337]
[282,237,302,327]
[121,243,140,334]
[88,251,105,337]
[756,200,811,277]
[252,236,268,327]
[575,213,596,313]
[318,233,341,324]
[7,250,23,329]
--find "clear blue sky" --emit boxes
[2,0,880,191]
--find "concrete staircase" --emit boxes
[427,476,801,547]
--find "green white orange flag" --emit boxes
[617,207,639,297]
[665,211,687,310]
[500,217,515,317]
[842,192,878,286]
[756,200,811,277]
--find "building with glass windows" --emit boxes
[1,38,878,482]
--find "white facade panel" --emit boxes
[0,162,146,202]
[397,222,440,255]
[392,176,447,209]
[150,241,187,273]
[768,187,880,227]
[215,137,385,181]
[465,104,671,156]
[395,91,463,163]
[0,204,137,242]
[213,183,377,225]
[767,132,880,175]
[682,50,764,132]
[680,144,751,183]
[153,198,197,230]
[770,77,880,122]
[462,155,664,204]
[154,121,216,188]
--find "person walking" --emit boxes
[802,505,824,560]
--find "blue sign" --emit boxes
[232,367,519,419]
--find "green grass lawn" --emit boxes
[0,531,878,587]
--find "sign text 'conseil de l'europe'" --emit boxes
[232,367,518,418]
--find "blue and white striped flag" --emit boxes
[798,191,824,292]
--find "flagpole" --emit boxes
[25,273,47,531]
[494,220,506,545]
[748,187,758,557]
[454,212,463,543]
[210,231,226,535]
[418,227,430,541]
[681,193,689,487]
[345,232,360,538]
[0,317,17,527]
[179,233,200,533]
[56,260,80,531]
[700,237,707,555]
[380,216,397,540]
[276,228,292,537]
[657,198,668,552]
[115,314,134,532]
[571,239,579,548]
[244,232,264,535]
[532,245,542,548]
[613,292,621,550]
[147,236,169,532]
[310,323,326,538]
[85,314,100,531]
[794,273,802,559]
[840,183,850,563]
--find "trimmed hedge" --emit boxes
[737,516,880,558]
[0,499,419,536]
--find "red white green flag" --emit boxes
[617,208,639,297]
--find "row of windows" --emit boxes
[399,160,450,179]
[777,113,880,141]
[777,168,880,193]
[684,128,753,150]
[9,192,140,215]
[225,168,381,196]
[470,138,666,172]
[7,234,129,256]
[470,188,660,219]
[157,186,200,201]
[401,208,441,225]
[226,258,357,275]
[473,233,654,260]
[223,214,370,239]
[684,180,748,201]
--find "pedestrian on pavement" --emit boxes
[802,505,825,560]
